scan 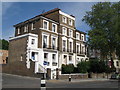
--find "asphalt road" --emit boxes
[1,73,119,89]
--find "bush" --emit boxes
[62,64,74,74]
[77,61,90,73]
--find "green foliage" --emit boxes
[62,64,74,74]
[82,2,120,61]
[89,58,114,73]
[0,39,9,50]
[77,61,90,73]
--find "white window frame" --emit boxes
[76,43,80,53]
[43,20,49,30]
[42,33,49,48]
[51,36,57,49]
[24,25,28,32]
[31,23,35,30]
[52,23,57,33]
[62,40,67,52]
[81,34,84,41]
[69,29,73,37]
[62,16,67,23]
[69,41,73,52]
[62,27,67,36]
[69,19,73,26]
[76,32,80,40]
[17,28,20,34]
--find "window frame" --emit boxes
[69,19,73,26]
[43,20,49,30]
[52,23,57,33]
[69,29,73,37]
[62,16,67,23]
[62,27,67,36]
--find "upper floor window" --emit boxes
[69,42,72,52]
[52,23,57,32]
[43,20,49,30]
[81,34,84,41]
[69,19,73,26]
[24,25,28,32]
[62,27,67,36]
[69,29,73,37]
[63,40,66,52]
[17,28,20,34]
[31,39,35,45]
[43,35,48,48]
[31,22,35,30]
[76,44,80,53]
[76,33,80,40]
[62,16,67,23]
[52,38,56,49]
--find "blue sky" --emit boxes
[2,2,97,40]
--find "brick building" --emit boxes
[8,8,88,79]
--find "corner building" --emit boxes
[9,8,88,79]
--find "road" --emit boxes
[1,73,119,89]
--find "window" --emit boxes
[24,25,28,32]
[69,56,72,61]
[82,46,85,54]
[69,19,73,26]
[44,53,48,59]
[43,35,47,48]
[116,61,119,66]
[77,45,79,53]
[62,27,67,35]
[52,24,57,32]
[31,39,35,45]
[52,54,56,60]
[52,38,56,49]
[17,28,20,34]
[62,16,67,23]
[81,34,84,41]
[43,20,49,30]
[69,29,73,37]
[64,55,67,59]
[76,33,79,40]
[31,52,35,60]
[63,40,66,52]
[31,22,35,30]
[69,42,72,52]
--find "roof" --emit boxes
[76,29,86,34]
[13,8,61,27]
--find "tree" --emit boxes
[77,61,90,73]
[0,39,9,50]
[82,2,120,68]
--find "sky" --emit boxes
[2,2,97,40]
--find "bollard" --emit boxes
[69,75,71,82]
[41,79,46,90]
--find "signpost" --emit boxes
[41,61,48,90]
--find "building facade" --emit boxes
[0,50,8,64]
[8,8,88,79]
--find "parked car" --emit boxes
[110,72,120,79]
